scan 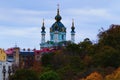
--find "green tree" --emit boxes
[93,46,120,67]
[57,65,75,80]
[9,69,39,80]
[78,38,94,58]
[65,43,80,56]
[69,56,85,72]
[98,25,120,50]
[39,71,60,80]
[41,52,55,67]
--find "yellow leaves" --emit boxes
[81,72,103,80]
[80,67,120,80]
[105,67,120,80]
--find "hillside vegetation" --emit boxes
[10,25,120,80]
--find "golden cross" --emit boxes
[57,4,59,9]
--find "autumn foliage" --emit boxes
[80,67,120,80]
[10,25,120,80]
[81,72,103,80]
[105,67,120,80]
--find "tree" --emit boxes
[57,65,76,80]
[32,61,42,74]
[9,69,39,80]
[78,38,94,58]
[79,38,92,48]
[39,71,60,80]
[98,25,120,50]
[41,52,55,67]
[65,43,80,56]
[69,56,85,72]
[93,46,120,67]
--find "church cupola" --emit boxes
[50,4,66,43]
[71,19,75,43]
[55,4,62,22]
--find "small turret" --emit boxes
[71,19,75,43]
[41,19,46,33]
[41,19,46,44]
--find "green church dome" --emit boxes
[50,21,66,32]
[50,7,66,32]
[55,12,62,22]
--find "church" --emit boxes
[40,6,75,49]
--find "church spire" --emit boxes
[57,4,60,15]
[72,19,74,26]
[41,19,46,44]
[55,4,62,22]
[42,18,44,26]
[71,19,75,43]
[71,19,75,32]
[41,19,45,33]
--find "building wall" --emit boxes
[19,49,34,68]
[5,48,14,62]
[34,51,42,61]
[0,49,6,62]
[13,47,20,67]
[0,62,12,80]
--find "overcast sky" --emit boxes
[0,0,120,49]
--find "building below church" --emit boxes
[0,48,6,62]
[40,6,75,49]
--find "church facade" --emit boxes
[40,6,75,49]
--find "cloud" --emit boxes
[0,8,55,25]
[0,26,39,37]
[1,7,118,28]
[14,9,54,15]
[63,8,115,23]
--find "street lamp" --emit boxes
[12,64,15,74]
[8,66,12,78]
[2,65,6,80]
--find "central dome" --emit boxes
[50,21,66,32]
[50,7,66,32]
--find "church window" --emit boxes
[62,35,64,40]
[51,35,53,40]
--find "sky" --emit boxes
[0,0,120,49]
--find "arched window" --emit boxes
[62,35,64,40]
[51,35,53,40]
